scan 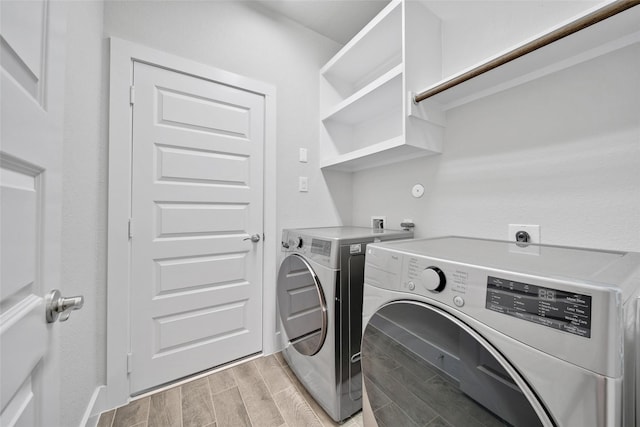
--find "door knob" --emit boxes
[46,289,84,323]
[243,234,261,243]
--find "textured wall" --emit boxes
[61,1,108,426]
[352,43,640,252]
[435,1,603,77]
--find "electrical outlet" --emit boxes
[371,216,386,230]
[508,224,540,244]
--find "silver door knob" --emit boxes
[243,234,261,243]
[46,289,84,323]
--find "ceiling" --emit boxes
[255,1,609,46]
[256,0,391,45]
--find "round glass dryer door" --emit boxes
[362,302,553,427]
[277,254,328,356]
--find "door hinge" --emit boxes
[127,352,133,374]
[128,218,133,239]
[129,85,135,105]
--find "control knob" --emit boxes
[291,236,303,249]
[420,267,446,292]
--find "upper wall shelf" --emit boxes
[414,1,640,111]
[319,0,443,173]
[321,65,402,124]
[320,1,402,98]
[319,0,639,173]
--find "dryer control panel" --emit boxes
[281,230,336,267]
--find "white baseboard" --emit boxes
[80,385,108,427]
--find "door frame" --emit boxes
[106,37,277,409]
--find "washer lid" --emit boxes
[277,254,327,356]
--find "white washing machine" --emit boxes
[277,227,412,422]
[361,236,640,427]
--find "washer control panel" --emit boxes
[405,257,447,293]
[486,276,592,338]
[368,244,599,340]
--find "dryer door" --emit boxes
[277,254,328,356]
[362,301,554,427]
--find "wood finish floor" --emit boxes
[97,352,363,427]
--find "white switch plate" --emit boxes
[299,176,308,192]
[299,148,308,163]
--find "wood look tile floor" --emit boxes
[98,353,363,427]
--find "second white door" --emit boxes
[130,62,264,394]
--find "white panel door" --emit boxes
[130,62,265,393]
[0,0,65,425]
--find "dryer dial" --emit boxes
[420,267,446,292]
[292,236,303,249]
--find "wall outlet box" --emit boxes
[508,224,541,255]
[508,224,540,244]
[371,216,386,229]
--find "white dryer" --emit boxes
[277,227,412,422]
[362,236,640,427]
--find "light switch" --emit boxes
[299,176,308,192]
[299,148,308,163]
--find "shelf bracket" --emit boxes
[407,92,445,127]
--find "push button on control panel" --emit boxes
[453,295,465,307]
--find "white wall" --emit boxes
[61,1,108,426]
[430,0,604,77]
[352,42,640,252]
[103,0,350,235]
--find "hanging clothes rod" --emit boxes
[414,0,640,104]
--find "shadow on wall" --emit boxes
[322,169,354,226]
[324,153,443,233]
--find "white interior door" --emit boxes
[0,0,66,425]
[130,62,265,393]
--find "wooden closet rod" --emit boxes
[414,0,640,104]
